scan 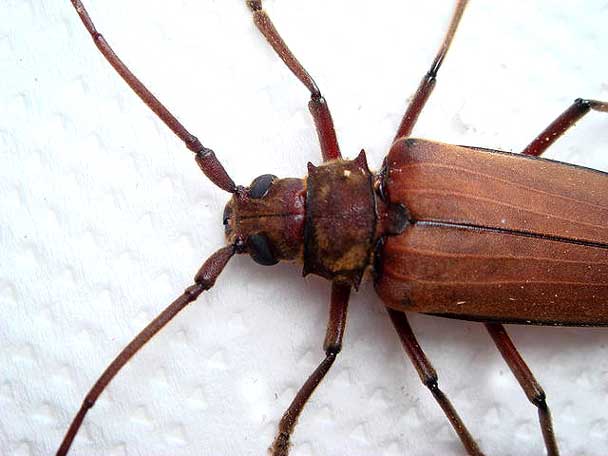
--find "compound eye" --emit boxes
[249,174,277,199]
[247,233,279,266]
[223,204,233,235]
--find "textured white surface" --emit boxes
[2,1,608,455]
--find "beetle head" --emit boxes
[223,175,306,265]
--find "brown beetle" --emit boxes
[47,0,608,455]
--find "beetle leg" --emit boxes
[56,246,236,455]
[69,1,236,193]
[522,98,608,156]
[394,0,469,141]
[485,323,559,456]
[246,1,341,162]
[387,309,484,456]
[271,282,350,456]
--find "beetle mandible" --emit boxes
[51,0,608,455]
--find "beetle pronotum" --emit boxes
[2,1,608,455]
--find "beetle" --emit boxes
[1,0,608,456]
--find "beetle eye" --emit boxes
[223,204,232,235]
[249,174,277,199]
[247,233,279,266]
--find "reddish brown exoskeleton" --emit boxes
[59,1,608,455]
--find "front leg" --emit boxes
[246,1,341,162]
[271,281,350,456]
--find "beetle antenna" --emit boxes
[70,0,237,193]
[56,244,236,455]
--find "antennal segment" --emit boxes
[56,244,236,455]
[70,0,236,193]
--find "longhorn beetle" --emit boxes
[48,0,608,455]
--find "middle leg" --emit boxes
[271,281,350,456]
[247,1,341,162]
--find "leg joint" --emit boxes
[310,91,323,102]
[324,342,342,356]
[530,390,547,409]
[425,69,438,81]
[187,137,204,154]
[247,0,262,12]
[422,374,439,391]
[574,97,593,110]
[573,97,608,114]
[185,283,205,298]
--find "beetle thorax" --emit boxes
[303,151,377,287]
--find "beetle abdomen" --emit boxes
[375,138,608,326]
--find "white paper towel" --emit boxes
[2,1,608,455]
